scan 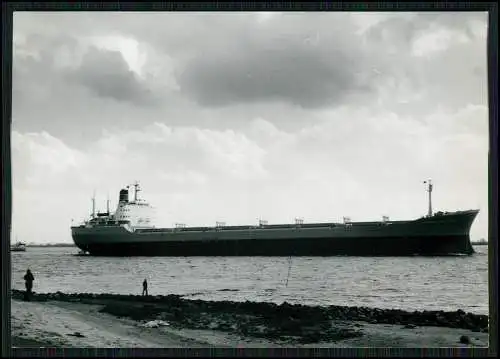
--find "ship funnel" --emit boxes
[119,188,129,203]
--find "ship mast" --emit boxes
[91,190,96,219]
[106,193,110,213]
[133,181,140,202]
[423,179,433,217]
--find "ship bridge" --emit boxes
[114,182,155,229]
[79,182,155,229]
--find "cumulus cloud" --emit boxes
[12,102,488,242]
[176,13,383,109]
[11,131,85,189]
[65,46,157,106]
[177,41,372,109]
[11,12,489,244]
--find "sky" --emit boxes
[11,11,489,244]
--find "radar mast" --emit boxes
[133,181,141,202]
[423,179,433,217]
[91,190,96,219]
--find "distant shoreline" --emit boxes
[26,244,76,248]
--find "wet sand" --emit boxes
[11,290,488,348]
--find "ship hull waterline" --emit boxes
[71,210,478,257]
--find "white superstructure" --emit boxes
[84,182,155,230]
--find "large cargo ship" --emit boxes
[71,181,479,257]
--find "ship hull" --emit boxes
[71,210,478,257]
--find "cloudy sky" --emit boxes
[11,11,488,244]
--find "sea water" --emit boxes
[11,245,488,315]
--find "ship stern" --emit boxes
[71,226,91,252]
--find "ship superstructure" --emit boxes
[83,182,154,230]
[71,181,479,257]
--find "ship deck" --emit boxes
[134,220,404,233]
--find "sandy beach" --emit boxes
[11,291,488,348]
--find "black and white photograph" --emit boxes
[9,9,490,348]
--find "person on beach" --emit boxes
[142,279,148,296]
[23,269,34,301]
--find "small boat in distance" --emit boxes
[472,238,488,246]
[11,241,27,252]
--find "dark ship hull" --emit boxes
[71,210,478,257]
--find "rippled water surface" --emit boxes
[12,246,489,314]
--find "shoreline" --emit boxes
[11,290,488,348]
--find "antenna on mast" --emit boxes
[133,181,141,202]
[91,190,96,218]
[423,179,433,217]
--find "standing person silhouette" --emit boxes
[24,269,34,301]
[142,279,148,296]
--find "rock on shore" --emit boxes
[11,290,488,344]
